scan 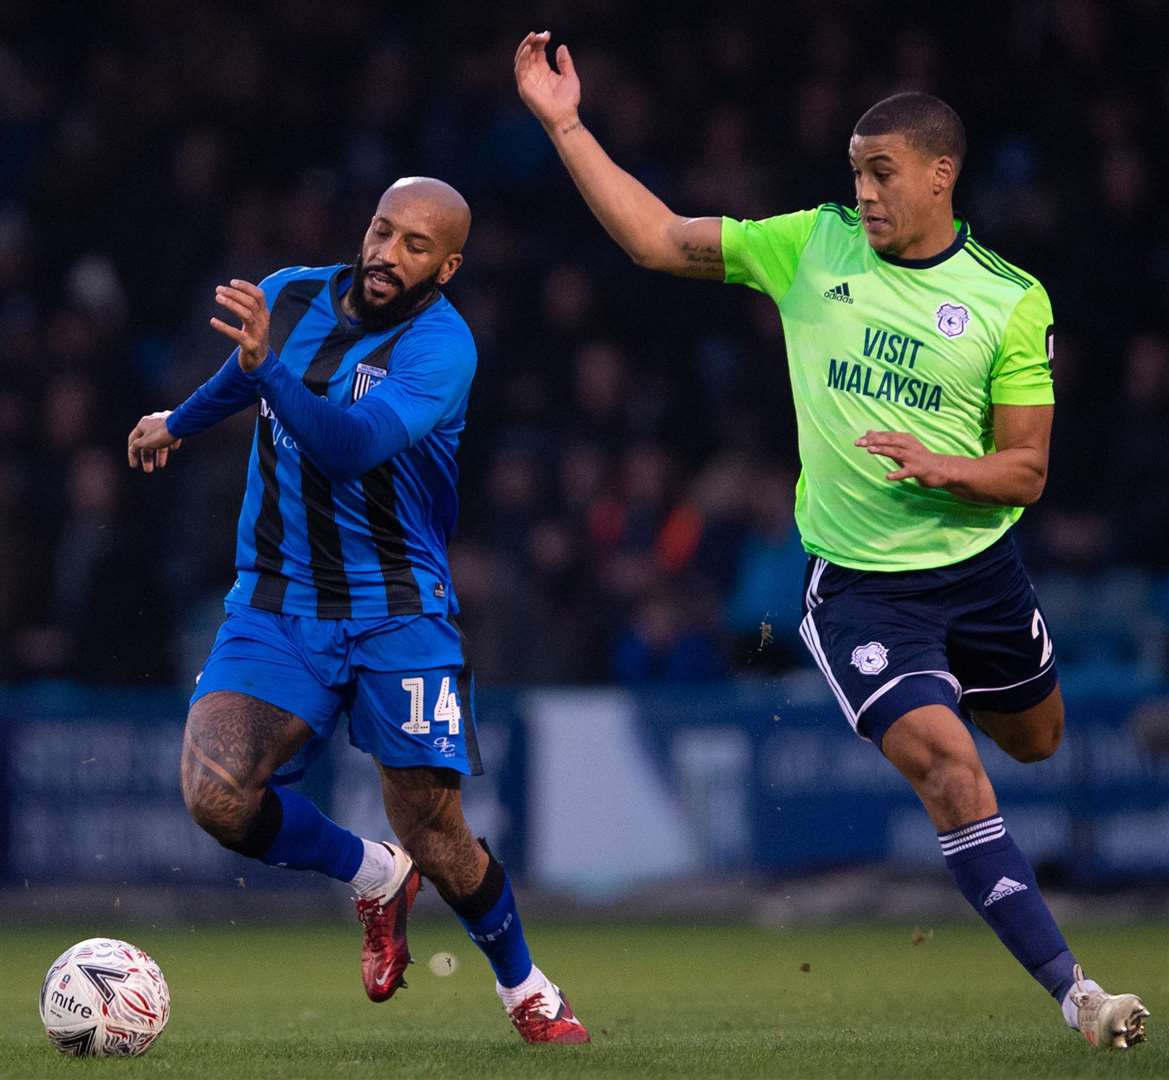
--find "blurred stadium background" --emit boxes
[2,0,1169,929]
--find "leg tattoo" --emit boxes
[377,765,488,902]
[180,692,310,846]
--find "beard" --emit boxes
[349,252,440,331]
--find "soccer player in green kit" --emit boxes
[515,30,1149,1050]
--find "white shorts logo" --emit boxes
[936,302,970,337]
[850,641,889,675]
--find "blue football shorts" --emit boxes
[798,530,1058,748]
[190,603,482,779]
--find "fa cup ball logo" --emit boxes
[936,302,970,338]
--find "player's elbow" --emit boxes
[631,213,688,273]
[1010,472,1047,507]
[1017,467,1047,506]
[628,244,668,272]
[1021,484,1045,507]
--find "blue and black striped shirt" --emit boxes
[226,264,476,619]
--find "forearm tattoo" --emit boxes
[559,120,583,135]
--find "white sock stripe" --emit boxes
[939,822,1005,849]
[939,823,1005,847]
[939,826,1007,855]
[938,816,1003,842]
[942,829,1007,856]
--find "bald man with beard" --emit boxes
[126,178,589,1045]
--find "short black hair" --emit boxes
[853,92,966,172]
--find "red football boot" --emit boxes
[503,972,590,1044]
[354,842,421,1002]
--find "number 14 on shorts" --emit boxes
[400,676,461,735]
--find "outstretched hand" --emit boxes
[211,279,270,372]
[514,30,581,131]
[855,430,953,488]
[128,412,181,473]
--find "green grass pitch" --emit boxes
[2,919,1165,1078]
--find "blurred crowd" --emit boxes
[2,0,1168,686]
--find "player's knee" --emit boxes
[181,779,252,846]
[983,705,1064,764]
[183,783,278,859]
[1006,719,1063,764]
[917,758,989,822]
[179,748,257,847]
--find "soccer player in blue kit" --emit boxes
[127,177,588,1045]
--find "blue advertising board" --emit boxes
[2,679,1167,893]
[0,685,526,886]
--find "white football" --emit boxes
[39,937,170,1057]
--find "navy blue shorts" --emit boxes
[798,531,1058,748]
[191,604,482,778]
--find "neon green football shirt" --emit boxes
[722,203,1054,571]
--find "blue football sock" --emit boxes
[940,814,1078,1002]
[450,852,533,988]
[260,784,364,882]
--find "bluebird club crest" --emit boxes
[850,641,889,675]
[936,302,970,338]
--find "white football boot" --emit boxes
[1068,964,1149,1050]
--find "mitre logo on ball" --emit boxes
[850,641,889,675]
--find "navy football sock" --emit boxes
[259,784,364,882]
[940,814,1078,1002]
[449,851,533,988]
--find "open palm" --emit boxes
[514,31,580,129]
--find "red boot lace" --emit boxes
[356,896,390,950]
[509,992,554,1039]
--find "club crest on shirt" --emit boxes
[936,302,970,338]
[850,641,889,675]
[352,362,385,402]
